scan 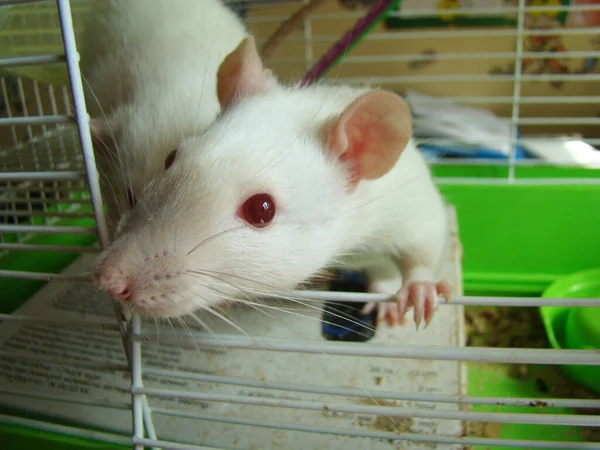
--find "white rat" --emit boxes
[78,0,247,232]
[94,36,451,329]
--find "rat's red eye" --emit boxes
[239,193,276,228]
[127,189,136,207]
[165,149,177,170]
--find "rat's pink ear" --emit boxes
[217,36,275,109]
[325,91,412,189]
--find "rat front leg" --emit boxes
[392,225,453,329]
[392,200,453,328]
[361,258,408,327]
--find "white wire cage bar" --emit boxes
[0,0,598,450]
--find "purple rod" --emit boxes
[300,0,398,87]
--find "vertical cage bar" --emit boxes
[1,77,20,147]
[54,1,159,443]
[55,0,130,370]
[55,0,109,248]
[303,0,314,71]
[47,84,63,214]
[131,314,145,450]
[142,396,159,449]
[16,77,34,142]
[508,0,526,182]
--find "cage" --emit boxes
[0,0,599,449]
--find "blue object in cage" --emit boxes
[321,269,377,342]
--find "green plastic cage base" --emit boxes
[0,198,97,314]
[467,363,592,450]
[0,422,128,450]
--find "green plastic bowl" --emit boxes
[540,268,600,395]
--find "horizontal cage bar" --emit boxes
[0,54,65,68]
[0,351,128,372]
[0,224,96,235]
[135,332,600,365]
[0,387,131,411]
[0,115,70,127]
[134,387,600,427]
[0,313,120,330]
[270,50,600,65]
[248,4,600,23]
[329,74,600,84]
[141,409,600,450]
[0,171,84,181]
[268,27,600,44]
[0,270,92,282]
[285,291,600,306]
[143,367,600,410]
[0,242,98,252]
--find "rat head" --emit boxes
[94,36,412,319]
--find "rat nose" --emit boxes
[95,263,133,302]
[106,280,133,302]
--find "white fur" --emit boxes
[95,82,448,319]
[78,0,246,230]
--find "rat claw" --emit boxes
[375,279,449,329]
[436,280,453,301]
[412,284,425,329]
[377,302,387,326]
[394,280,449,330]
[387,302,400,327]
[395,288,409,317]
[423,285,438,328]
[361,301,377,315]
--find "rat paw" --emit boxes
[362,275,407,328]
[361,300,410,328]
[396,280,452,329]
[362,280,451,328]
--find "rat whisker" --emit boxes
[75,130,123,219]
[79,74,131,220]
[176,315,200,352]
[187,268,279,291]
[80,73,120,154]
[166,316,190,349]
[258,291,381,339]
[203,306,260,347]
[187,268,367,335]
[185,270,245,295]
[187,269,381,340]
[186,225,244,256]
[336,170,429,219]
[185,272,350,330]
[193,4,222,141]
[228,297,377,340]
[152,317,160,341]
[165,317,175,332]
[185,309,227,352]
